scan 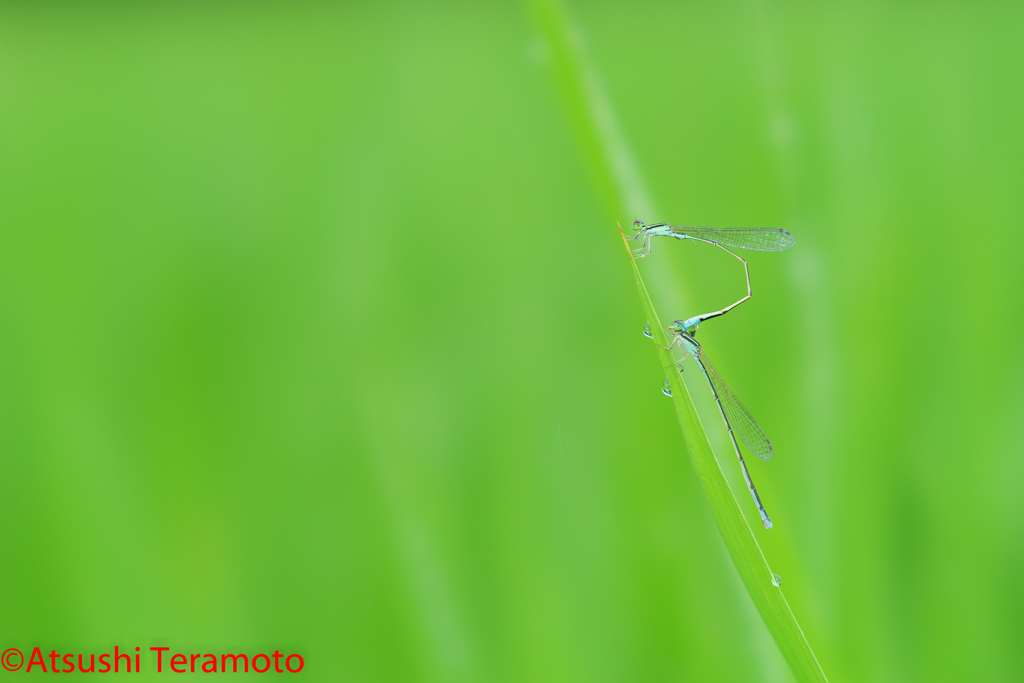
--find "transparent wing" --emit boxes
[697,348,773,462]
[666,225,795,252]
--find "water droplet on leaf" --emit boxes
[661,377,672,397]
[771,573,782,587]
[642,321,652,339]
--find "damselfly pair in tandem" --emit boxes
[629,220,795,529]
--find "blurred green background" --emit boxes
[1,1,1022,680]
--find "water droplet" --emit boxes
[661,377,672,397]
[642,321,652,339]
[771,573,782,587]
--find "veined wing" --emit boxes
[666,225,795,252]
[697,348,773,462]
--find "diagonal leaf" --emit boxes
[526,0,829,675]
[620,226,828,683]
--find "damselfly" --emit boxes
[629,221,796,329]
[629,220,795,258]
[658,322,774,529]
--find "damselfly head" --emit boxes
[631,219,645,232]
[675,316,701,335]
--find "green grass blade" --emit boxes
[527,0,829,676]
[620,228,828,683]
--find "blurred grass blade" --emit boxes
[620,227,828,683]
[526,0,654,220]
